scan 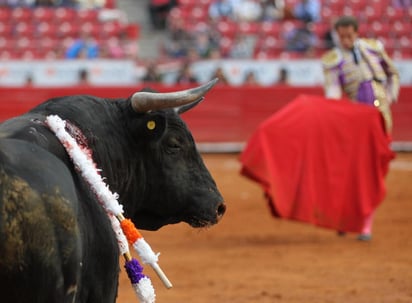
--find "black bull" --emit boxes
[0,79,225,303]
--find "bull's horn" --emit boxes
[131,78,218,113]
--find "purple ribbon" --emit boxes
[125,258,147,284]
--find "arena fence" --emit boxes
[0,85,411,152]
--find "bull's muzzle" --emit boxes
[216,202,226,222]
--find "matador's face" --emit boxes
[336,25,358,50]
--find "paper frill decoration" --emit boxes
[110,214,155,303]
[125,258,156,303]
[120,218,173,289]
[45,115,172,303]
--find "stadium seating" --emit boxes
[0,4,139,60]
[1,0,411,60]
[168,0,412,59]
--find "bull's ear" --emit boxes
[134,112,166,141]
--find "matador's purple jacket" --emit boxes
[321,38,400,131]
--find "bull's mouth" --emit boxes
[134,202,226,230]
[186,217,216,228]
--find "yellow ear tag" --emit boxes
[147,120,156,130]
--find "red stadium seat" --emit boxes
[168,7,190,21]
[256,35,280,50]
[36,21,57,39]
[399,36,412,49]
[38,37,60,50]
[0,7,12,23]
[217,20,237,39]
[392,49,408,59]
[364,7,382,23]
[254,48,283,59]
[11,7,32,23]
[33,7,55,23]
[54,7,76,23]
[190,6,208,22]
[346,0,367,11]
[254,35,284,58]
[259,21,282,38]
[101,21,122,39]
[14,22,35,39]
[386,7,405,23]
[377,36,396,53]
[0,48,21,60]
[77,9,99,23]
[392,21,411,38]
[320,7,334,23]
[218,36,234,57]
[370,21,390,38]
[237,21,259,36]
[358,23,369,37]
[14,37,31,56]
[311,22,330,38]
[21,47,45,60]
[81,22,101,38]
[57,22,80,39]
[326,0,344,13]
[0,23,12,38]
[279,51,305,60]
[178,0,197,7]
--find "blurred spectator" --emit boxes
[209,47,224,59]
[175,62,198,85]
[193,26,219,59]
[285,23,317,54]
[148,0,177,30]
[322,26,339,50]
[243,70,260,85]
[163,18,191,58]
[234,0,262,21]
[211,66,230,85]
[261,0,285,22]
[229,34,255,58]
[276,67,289,85]
[25,74,34,87]
[192,31,215,59]
[321,18,339,50]
[142,61,162,83]
[78,69,90,85]
[292,0,320,23]
[65,33,99,59]
[186,47,201,62]
[35,0,58,6]
[208,0,234,21]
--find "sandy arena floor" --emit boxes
[117,152,412,303]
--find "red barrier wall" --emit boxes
[0,86,411,143]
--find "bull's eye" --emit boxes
[147,120,156,130]
[166,138,181,154]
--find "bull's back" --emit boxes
[0,138,81,303]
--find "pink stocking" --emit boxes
[361,212,374,235]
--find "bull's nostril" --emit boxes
[216,203,226,219]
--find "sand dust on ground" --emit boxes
[117,152,412,303]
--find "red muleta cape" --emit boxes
[240,95,395,233]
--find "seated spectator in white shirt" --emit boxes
[234,0,263,22]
